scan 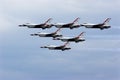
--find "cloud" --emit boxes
[1,48,119,80]
[0,0,120,80]
[1,0,120,15]
[0,13,13,33]
[72,39,120,52]
[0,0,120,33]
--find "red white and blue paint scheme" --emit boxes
[30,28,62,38]
[40,42,71,51]
[54,32,85,43]
[54,17,80,29]
[19,18,53,29]
[81,18,111,30]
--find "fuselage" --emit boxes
[54,23,80,29]
[19,23,53,29]
[31,32,62,38]
[81,23,111,30]
[41,45,71,51]
[55,37,85,43]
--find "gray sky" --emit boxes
[0,0,120,80]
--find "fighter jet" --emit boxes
[80,18,111,30]
[54,17,80,29]
[40,42,71,51]
[19,18,53,29]
[30,28,62,38]
[53,32,85,43]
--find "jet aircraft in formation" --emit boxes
[80,18,111,30]
[53,32,85,43]
[19,18,53,29]
[41,42,71,51]
[30,28,62,38]
[19,17,111,51]
[54,17,80,29]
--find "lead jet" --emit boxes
[19,18,53,29]
[54,17,80,29]
[30,28,62,38]
[80,18,111,30]
[53,32,85,43]
[41,42,71,51]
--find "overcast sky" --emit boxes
[0,0,120,80]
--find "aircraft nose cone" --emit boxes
[40,46,47,48]
[40,47,43,48]
[19,25,23,27]
[30,34,38,36]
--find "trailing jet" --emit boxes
[53,32,85,43]
[80,18,111,30]
[30,28,62,38]
[40,42,71,51]
[19,18,53,29]
[54,17,80,29]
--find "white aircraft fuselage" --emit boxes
[54,23,80,29]
[61,37,85,42]
[31,28,62,38]
[41,45,71,51]
[31,32,62,38]
[54,17,80,29]
[54,37,85,43]
[19,23,53,29]
[19,18,53,29]
[81,18,111,30]
[53,32,85,43]
[81,23,111,30]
